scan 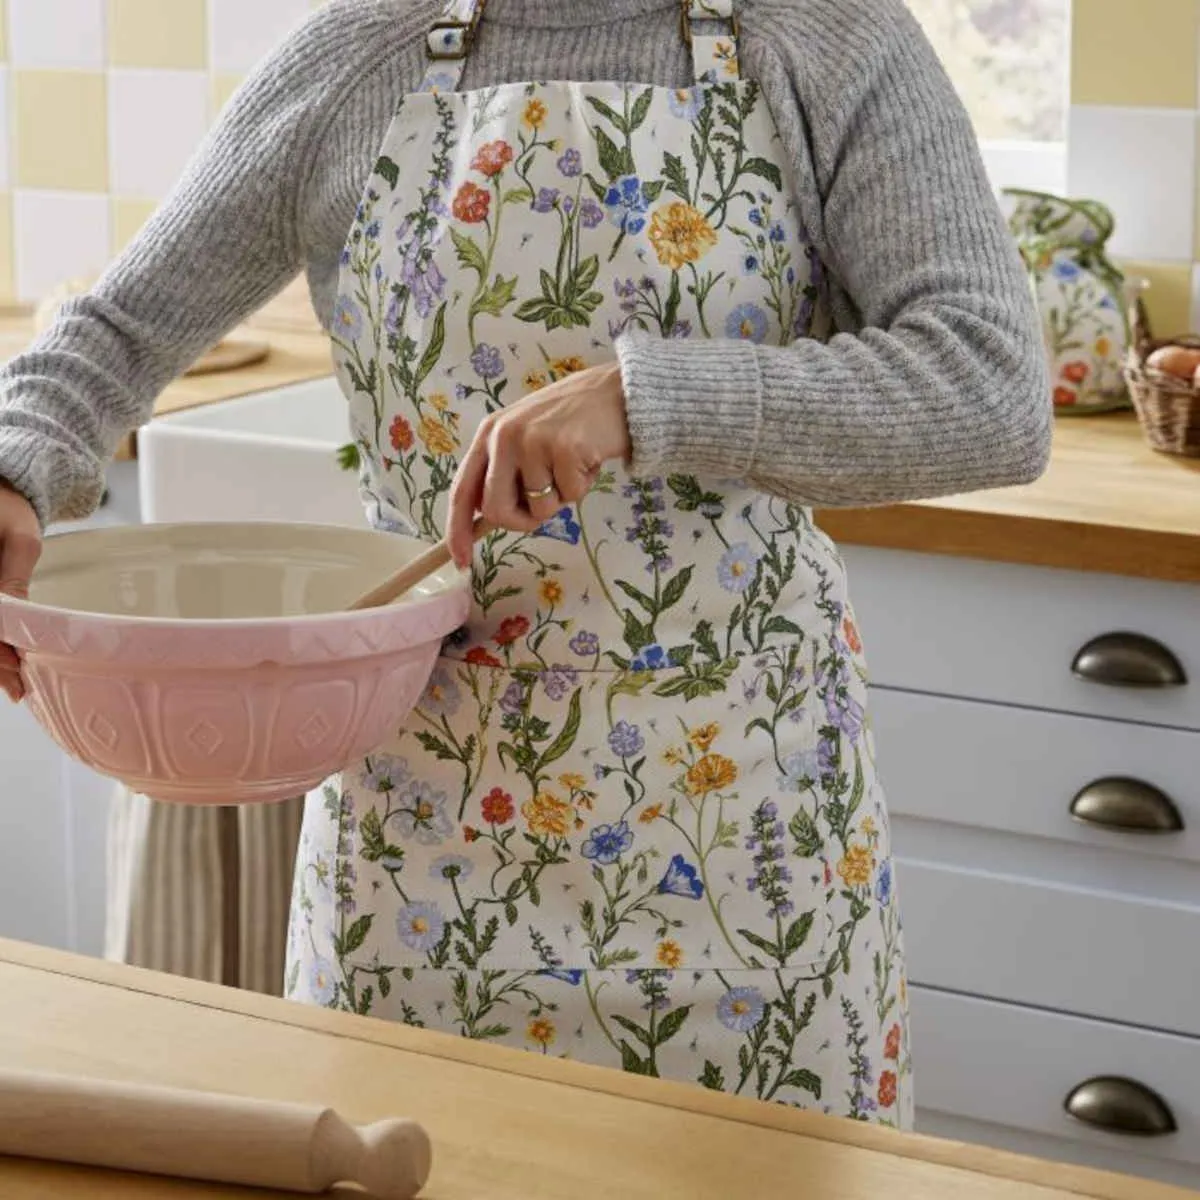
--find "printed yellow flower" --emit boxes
[1094,336,1111,358]
[427,391,450,412]
[418,414,458,456]
[648,201,718,270]
[688,722,720,752]
[522,790,573,839]
[657,939,684,968]
[558,772,587,791]
[522,98,547,130]
[527,1016,556,1047]
[662,745,687,767]
[523,369,548,392]
[639,803,664,824]
[837,843,874,888]
[540,578,564,607]
[685,753,738,796]
[549,355,587,380]
[860,815,877,836]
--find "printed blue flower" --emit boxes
[307,957,339,1006]
[395,901,446,952]
[569,630,600,657]
[1051,257,1081,282]
[725,302,769,343]
[420,666,461,717]
[717,542,760,593]
[630,644,668,671]
[768,222,786,243]
[536,506,582,544]
[391,781,454,845]
[471,342,505,380]
[608,720,645,758]
[748,206,765,228]
[657,854,705,900]
[360,754,409,794]
[582,819,634,865]
[542,968,584,985]
[717,986,766,1032]
[541,664,578,701]
[557,148,583,177]
[741,252,760,275]
[533,187,560,213]
[332,296,364,342]
[876,858,893,907]
[604,175,650,236]
[579,199,604,229]
[667,85,703,120]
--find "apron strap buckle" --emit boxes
[678,0,740,46]
[427,0,487,61]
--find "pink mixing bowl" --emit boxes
[0,522,470,805]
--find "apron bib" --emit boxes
[286,0,912,1125]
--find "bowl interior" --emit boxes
[30,522,463,621]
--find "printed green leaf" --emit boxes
[788,808,823,859]
[655,1004,692,1046]
[414,302,447,387]
[336,442,361,472]
[763,614,803,638]
[473,274,519,318]
[660,564,694,612]
[536,688,582,770]
[615,578,657,616]
[612,1014,654,1048]
[574,254,601,293]
[737,927,782,963]
[700,1060,726,1091]
[623,608,654,654]
[342,914,374,955]
[663,152,691,201]
[742,155,784,191]
[449,226,487,276]
[619,1041,651,1075]
[783,911,816,956]
[585,94,627,133]
[376,155,400,189]
[781,1068,822,1099]
[593,126,627,182]
[514,299,558,325]
[641,179,665,202]
[629,87,655,132]
[503,186,534,205]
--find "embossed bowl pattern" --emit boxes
[0,523,470,806]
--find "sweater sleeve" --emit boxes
[0,4,373,526]
[615,0,1052,508]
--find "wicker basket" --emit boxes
[1123,298,1200,457]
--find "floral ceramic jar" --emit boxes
[1005,189,1131,415]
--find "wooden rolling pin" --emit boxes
[0,1069,432,1198]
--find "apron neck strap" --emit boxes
[418,0,741,93]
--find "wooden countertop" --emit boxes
[0,939,1194,1200]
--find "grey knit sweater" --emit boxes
[0,0,1051,527]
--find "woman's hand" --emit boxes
[446,362,631,567]
[0,482,41,702]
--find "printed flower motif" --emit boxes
[524,369,548,392]
[481,787,515,825]
[579,199,604,229]
[1094,336,1111,358]
[527,1016,556,1048]
[860,815,877,836]
[471,139,514,178]
[307,957,338,1006]
[419,69,459,96]
[533,186,560,213]
[843,615,862,654]
[394,901,445,954]
[656,939,684,968]
[452,182,491,224]
[648,202,718,270]
[549,356,587,379]
[884,1023,901,1061]
[332,296,364,341]
[718,986,767,1032]
[428,392,450,412]
[463,825,480,843]
[689,722,720,752]
[559,772,587,791]
[420,666,461,717]
[523,790,573,839]
[465,646,502,668]
[608,720,645,758]
[389,415,415,454]
[667,85,704,120]
[875,858,893,907]
[540,578,564,607]
[537,507,582,545]
[540,664,577,701]
[1052,386,1077,407]
[778,747,820,792]
[542,967,584,986]
[604,175,650,235]
[878,1070,898,1109]
[837,843,874,888]
[1051,258,1080,282]
[430,854,473,881]
[471,342,504,380]
[569,629,600,657]
[582,819,634,865]
[639,803,664,823]
[657,854,704,900]
[499,680,525,715]
[725,301,769,343]
[717,542,759,593]
[392,781,455,845]
[522,98,547,129]
[557,148,583,177]
[685,753,737,796]
[630,644,668,671]
[361,754,409,793]
[495,615,530,646]
[418,414,458,456]
[741,251,760,275]
[1061,361,1089,384]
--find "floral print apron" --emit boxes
[287,0,913,1126]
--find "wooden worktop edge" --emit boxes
[3,940,1192,1200]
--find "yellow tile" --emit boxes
[1072,0,1199,107]
[108,0,207,70]
[14,72,108,192]
[0,195,14,302]
[211,73,244,118]
[110,197,158,256]
[1120,260,1193,336]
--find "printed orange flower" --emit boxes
[522,790,573,839]
[1052,385,1077,407]
[481,787,515,826]
[465,646,502,668]
[1094,336,1111,358]
[428,391,450,412]
[558,772,587,791]
[452,181,491,224]
[527,1016,556,1048]
[523,368,548,392]
[522,99,547,130]
[548,355,587,380]
[685,753,738,796]
[688,722,720,752]
[842,616,862,654]
[1061,360,1089,384]
[471,139,514,178]
[662,746,686,767]
[648,201,718,270]
[494,615,530,646]
[418,414,458,456]
[540,578,564,607]
[639,804,664,824]
[463,825,480,843]
[656,939,684,968]
[878,1070,898,1109]
[836,843,874,888]
[884,1023,901,1061]
[389,415,414,454]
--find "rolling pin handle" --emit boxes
[312,1111,432,1199]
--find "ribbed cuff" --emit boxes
[0,424,103,529]
[615,331,764,478]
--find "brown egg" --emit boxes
[1146,344,1200,379]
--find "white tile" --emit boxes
[108,70,210,199]
[979,140,1067,199]
[8,0,105,70]
[209,0,313,74]
[1067,105,1196,262]
[13,190,111,302]
[0,68,11,191]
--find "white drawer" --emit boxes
[872,688,1200,864]
[842,546,1200,732]
[911,985,1200,1170]
[896,859,1200,1038]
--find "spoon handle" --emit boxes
[347,516,493,612]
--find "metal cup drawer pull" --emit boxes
[1070,777,1184,834]
[1071,632,1187,689]
[1064,1076,1178,1137]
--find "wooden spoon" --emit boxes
[347,516,494,612]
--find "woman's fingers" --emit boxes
[445,430,489,568]
[481,420,541,536]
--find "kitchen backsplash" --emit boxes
[0,0,1195,338]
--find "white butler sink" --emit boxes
[139,377,365,527]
